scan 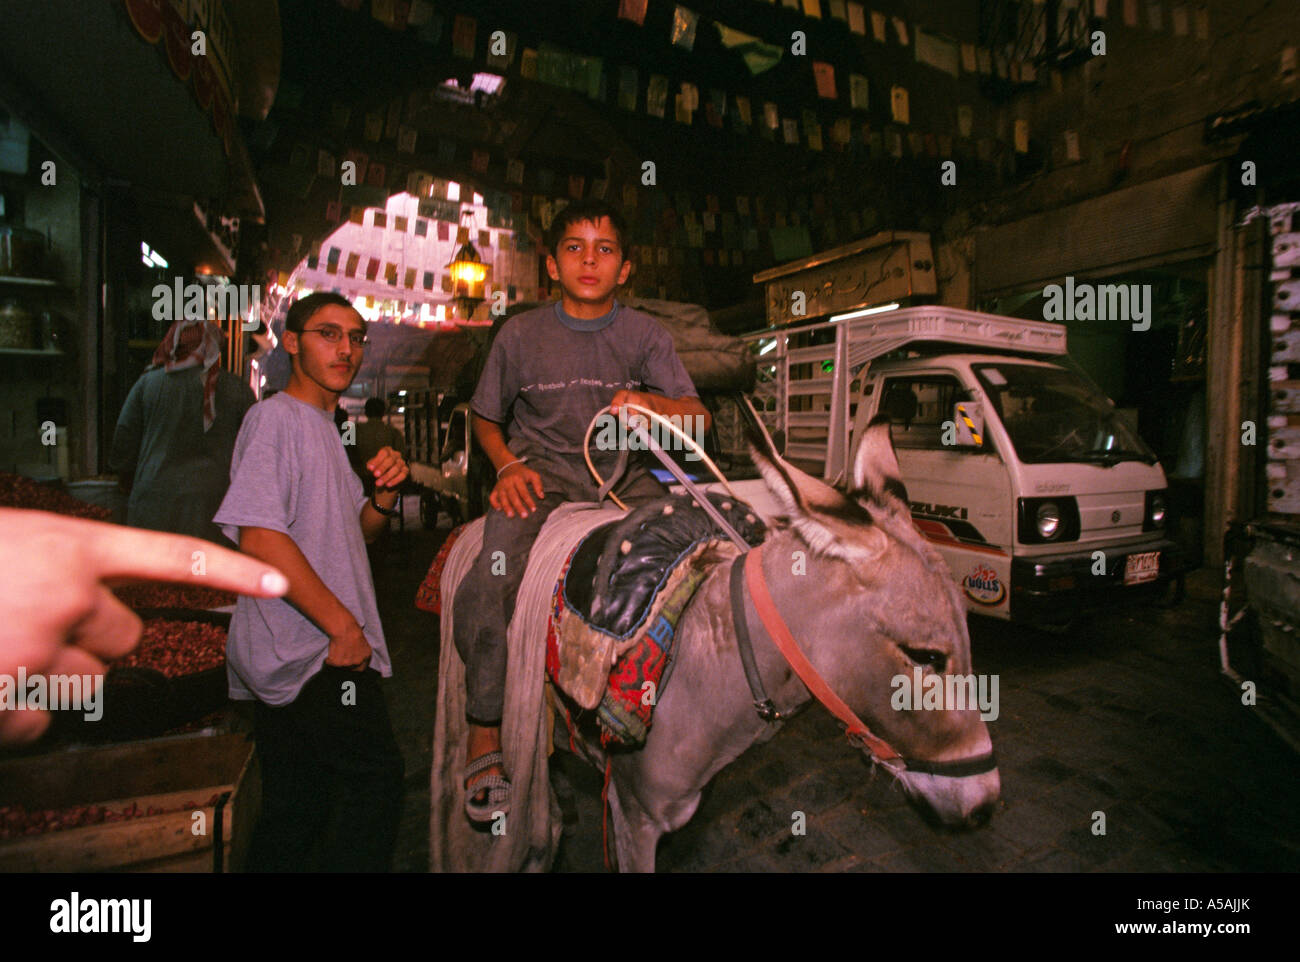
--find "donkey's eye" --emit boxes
[901,646,947,672]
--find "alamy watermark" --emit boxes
[592,413,707,461]
[1042,276,1152,331]
[0,669,102,721]
[890,668,999,721]
[152,279,261,331]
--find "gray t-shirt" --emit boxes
[471,302,698,454]
[213,391,391,706]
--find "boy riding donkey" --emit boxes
[453,200,709,824]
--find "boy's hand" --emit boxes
[491,463,545,519]
[610,390,656,417]
[325,621,373,671]
[367,446,409,491]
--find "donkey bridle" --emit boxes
[728,544,998,779]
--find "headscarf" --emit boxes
[150,319,225,432]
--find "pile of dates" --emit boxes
[0,472,111,521]
[111,620,227,678]
[0,793,224,839]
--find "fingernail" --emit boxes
[261,571,289,595]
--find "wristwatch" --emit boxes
[369,494,400,517]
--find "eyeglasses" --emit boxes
[300,326,368,347]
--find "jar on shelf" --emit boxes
[0,298,34,349]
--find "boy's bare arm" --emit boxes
[473,413,545,518]
[238,526,372,669]
[611,390,712,432]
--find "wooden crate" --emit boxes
[0,731,259,873]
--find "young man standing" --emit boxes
[453,200,710,823]
[214,292,408,871]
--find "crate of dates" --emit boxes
[0,731,259,872]
[55,611,233,743]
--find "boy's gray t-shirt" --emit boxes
[213,391,391,706]
[471,302,699,454]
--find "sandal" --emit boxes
[464,750,510,825]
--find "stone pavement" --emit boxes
[373,518,1300,873]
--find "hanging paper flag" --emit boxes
[782,118,799,144]
[812,62,837,99]
[714,23,783,74]
[374,212,388,229]
[316,150,336,177]
[709,88,727,119]
[392,0,411,29]
[567,174,584,199]
[1014,119,1029,153]
[848,73,869,110]
[1064,129,1080,161]
[367,162,386,187]
[886,131,903,157]
[344,253,360,277]
[326,200,342,222]
[408,0,433,25]
[398,126,418,154]
[807,124,824,151]
[828,0,847,19]
[623,184,639,209]
[365,258,381,280]
[976,46,992,73]
[472,150,490,173]
[486,31,517,69]
[781,0,800,9]
[520,48,539,79]
[892,17,909,45]
[890,86,909,124]
[671,6,699,50]
[618,0,648,26]
[702,211,716,232]
[422,270,435,290]
[681,83,699,111]
[763,102,780,130]
[938,134,952,156]
[1194,6,1208,40]
[417,11,443,44]
[957,104,973,138]
[734,96,752,126]
[385,98,402,139]
[923,134,938,157]
[618,66,638,111]
[394,216,409,233]
[736,195,750,216]
[386,263,399,284]
[437,221,450,241]
[364,112,383,142]
[870,10,887,42]
[916,29,960,77]
[802,0,821,17]
[437,140,455,165]
[647,75,669,118]
[504,158,524,185]
[1123,0,1138,26]
[702,250,715,266]
[404,268,417,289]
[960,42,977,73]
[847,2,866,33]
[1171,4,1188,36]
[349,206,366,225]
[674,94,692,124]
[1146,2,1162,30]
[372,0,396,25]
[831,117,851,146]
[591,178,608,200]
[452,15,477,58]
[536,167,554,192]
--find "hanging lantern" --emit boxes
[447,206,487,319]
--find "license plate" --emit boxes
[1124,551,1161,586]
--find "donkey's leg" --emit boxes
[606,776,663,873]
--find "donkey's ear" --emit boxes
[747,428,888,564]
[850,416,909,510]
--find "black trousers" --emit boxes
[248,665,405,872]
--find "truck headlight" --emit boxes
[1018,497,1080,544]
[1144,490,1167,530]
[1037,502,1061,539]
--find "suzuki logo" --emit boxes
[1111,510,1121,523]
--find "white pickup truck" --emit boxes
[693,305,1184,625]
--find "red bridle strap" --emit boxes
[743,545,902,764]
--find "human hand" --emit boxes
[367,446,410,491]
[324,621,372,671]
[490,463,545,519]
[0,509,289,744]
[609,390,657,418]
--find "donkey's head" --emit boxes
[748,416,999,828]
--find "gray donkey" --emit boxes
[575,417,1001,871]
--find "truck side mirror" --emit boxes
[951,401,985,448]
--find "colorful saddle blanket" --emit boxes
[545,493,766,746]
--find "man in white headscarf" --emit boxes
[111,319,255,546]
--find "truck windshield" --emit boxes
[972,363,1157,465]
